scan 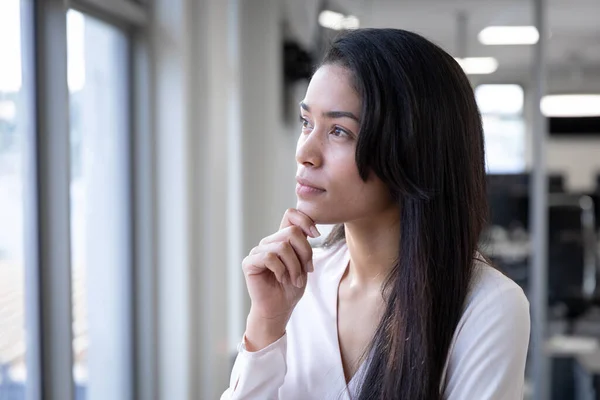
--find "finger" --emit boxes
[279,208,321,238]
[242,252,287,284]
[249,241,306,287]
[259,226,314,272]
[275,241,304,288]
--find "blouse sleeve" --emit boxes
[442,284,531,400]
[220,333,288,400]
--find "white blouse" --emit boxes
[221,242,530,400]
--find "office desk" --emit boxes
[546,335,600,400]
[576,351,600,400]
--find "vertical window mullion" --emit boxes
[20,0,40,398]
[33,0,74,399]
[131,27,157,400]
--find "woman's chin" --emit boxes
[296,201,339,226]
[296,200,322,224]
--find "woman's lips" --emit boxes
[295,177,326,197]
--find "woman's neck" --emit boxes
[343,206,401,289]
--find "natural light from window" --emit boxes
[475,84,526,174]
[0,1,26,398]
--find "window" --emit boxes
[475,84,526,174]
[0,0,29,398]
[0,0,151,398]
[67,9,132,400]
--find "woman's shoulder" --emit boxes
[441,257,531,396]
[462,256,530,326]
[469,257,528,303]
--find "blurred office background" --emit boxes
[1,0,600,399]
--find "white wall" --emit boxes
[153,0,237,398]
[240,0,297,261]
[239,0,319,317]
[152,0,303,398]
[153,0,195,397]
[546,138,600,192]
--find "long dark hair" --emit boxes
[320,29,488,399]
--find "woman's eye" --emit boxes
[331,126,349,137]
[299,116,312,129]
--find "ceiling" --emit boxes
[332,0,600,86]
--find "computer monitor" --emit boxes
[547,203,587,315]
[591,174,600,229]
[485,182,593,317]
[486,173,565,195]
[486,173,565,230]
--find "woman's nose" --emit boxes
[295,129,324,168]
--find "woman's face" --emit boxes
[295,64,396,225]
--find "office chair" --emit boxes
[547,194,598,328]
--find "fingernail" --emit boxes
[295,275,305,288]
[310,225,321,238]
[307,260,314,273]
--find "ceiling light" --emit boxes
[455,57,498,75]
[540,95,600,117]
[318,10,359,31]
[479,26,539,45]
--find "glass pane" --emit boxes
[0,0,28,398]
[475,84,526,174]
[67,10,132,400]
[475,84,524,116]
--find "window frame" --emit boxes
[25,0,154,399]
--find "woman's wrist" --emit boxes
[244,311,287,351]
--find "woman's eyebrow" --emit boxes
[300,101,360,123]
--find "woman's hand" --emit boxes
[242,208,320,351]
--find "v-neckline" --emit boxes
[330,244,366,395]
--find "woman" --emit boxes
[222,28,530,400]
